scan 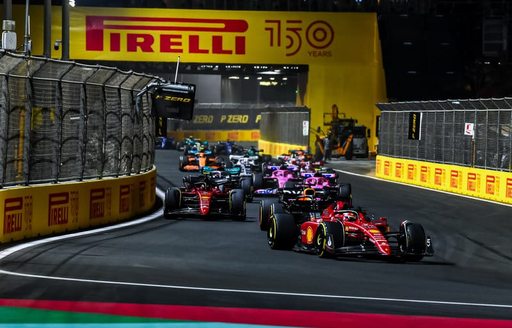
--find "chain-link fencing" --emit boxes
[0,51,159,187]
[377,98,512,172]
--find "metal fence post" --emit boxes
[114,72,132,177]
[80,66,98,181]
[54,63,75,182]
[1,75,9,187]
[22,62,34,185]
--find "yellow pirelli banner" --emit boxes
[259,139,309,157]
[7,6,386,152]
[376,156,512,205]
[0,168,156,244]
[64,9,375,64]
[168,129,260,142]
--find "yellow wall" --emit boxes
[258,139,309,157]
[1,168,156,244]
[167,130,260,142]
[376,156,512,205]
[7,6,386,152]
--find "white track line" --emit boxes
[1,187,511,310]
[0,267,511,309]
[333,167,512,208]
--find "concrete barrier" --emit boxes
[1,168,156,244]
[376,155,512,205]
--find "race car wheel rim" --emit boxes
[316,226,327,257]
[267,217,277,248]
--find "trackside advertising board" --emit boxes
[8,6,386,152]
[0,168,156,244]
[67,9,375,64]
[376,156,512,205]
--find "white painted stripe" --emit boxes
[333,167,512,208]
[1,187,511,311]
[0,266,511,309]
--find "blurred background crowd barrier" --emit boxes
[0,51,158,187]
[377,98,512,172]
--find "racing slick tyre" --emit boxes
[229,189,246,220]
[164,187,181,219]
[240,177,253,202]
[253,172,263,190]
[268,213,297,250]
[337,183,352,204]
[258,198,280,231]
[399,221,427,262]
[315,221,344,258]
[271,202,284,215]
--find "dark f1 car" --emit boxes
[267,200,434,262]
[164,173,246,220]
[258,182,352,231]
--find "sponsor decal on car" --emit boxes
[306,226,314,244]
[255,188,276,195]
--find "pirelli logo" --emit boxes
[4,197,23,234]
[90,189,105,219]
[407,164,415,180]
[119,185,131,214]
[507,178,512,198]
[48,193,70,226]
[420,166,429,183]
[485,175,499,195]
[434,168,444,186]
[467,172,479,192]
[48,192,79,227]
[394,162,402,178]
[450,170,461,189]
[383,161,390,176]
[139,181,146,208]
[86,16,248,54]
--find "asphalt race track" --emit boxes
[1,148,512,326]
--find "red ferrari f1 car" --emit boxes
[164,173,246,220]
[267,199,434,262]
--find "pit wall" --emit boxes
[168,130,260,143]
[376,156,512,205]
[1,168,156,244]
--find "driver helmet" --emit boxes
[342,212,357,222]
[303,188,315,197]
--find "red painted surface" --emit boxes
[1,299,511,328]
